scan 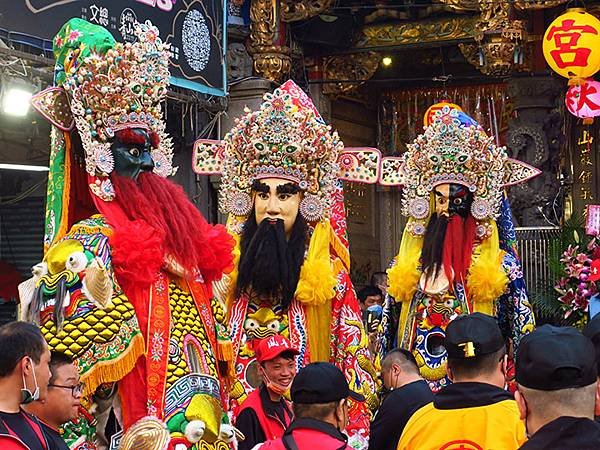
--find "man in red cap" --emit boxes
[236,335,299,450]
[257,362,365,450]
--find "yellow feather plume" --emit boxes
[467,222,508,315]
[295,221,337,306]
[387,220,423,303]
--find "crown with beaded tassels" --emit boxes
[379,105,540,236]
[31,18,174,181]
[194,80,381,222]
[219,81,340,221]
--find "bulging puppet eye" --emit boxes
[66,252,88,272]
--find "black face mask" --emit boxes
[110,128,155,179]
[447,184,473,218]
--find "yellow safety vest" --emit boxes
[397,399,527,450]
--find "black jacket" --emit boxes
[519,416,600,449]
[368,379,433,450]
[38,423,68,450]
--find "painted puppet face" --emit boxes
[110,128,155,179]
[253,178,301,236]
[433,183,473,218]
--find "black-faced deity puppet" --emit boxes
[380,105,539,391]
[20,18,237,450]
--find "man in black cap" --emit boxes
[583,313,600,422]
[256,362,365,450]
[515,325,600,449]
[397,312,526,449]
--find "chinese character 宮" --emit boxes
[546,19,598,68]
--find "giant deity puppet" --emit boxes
[194,81,380,448]
[18,19,237,450]
[379,105,539,390]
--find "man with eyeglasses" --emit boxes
[24,352,82,450]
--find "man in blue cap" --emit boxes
[515,325,600,449]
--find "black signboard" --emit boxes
[0,1,227,96]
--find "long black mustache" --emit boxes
[421,213,448,279]
[236,212,307,309]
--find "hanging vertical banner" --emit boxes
[0,0,227,96]
[571,123,598,213]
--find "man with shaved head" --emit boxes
[368,348,432,450]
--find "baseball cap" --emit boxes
[516,325,597,390]
[254,335,299,363]
[291,362,365,404]
[443,313,505,359]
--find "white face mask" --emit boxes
[21,357,40,404]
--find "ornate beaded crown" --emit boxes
[219,80,343,221]
[380,106,540,232]
[50,19,173,178]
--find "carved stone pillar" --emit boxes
[248,0,291,82]
[221,78,274,134]
[506,76,563,226]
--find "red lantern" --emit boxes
[565,78,600,123]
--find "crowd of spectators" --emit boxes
[3,308,600,449]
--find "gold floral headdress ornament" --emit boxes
[218,80,342,222]
[380,106,540,236]
[31,18,174,200]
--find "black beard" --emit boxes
[236,212,307,309]
[421,213,448,279]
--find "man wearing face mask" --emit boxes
[0,322,52,450]
[368,349,432,450]
[236,335,298,450]
[256,362,364,450]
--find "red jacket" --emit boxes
[258,418,351,450]
[0,411,48,450]
[237,385,293,444]
[0,435,31,450]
